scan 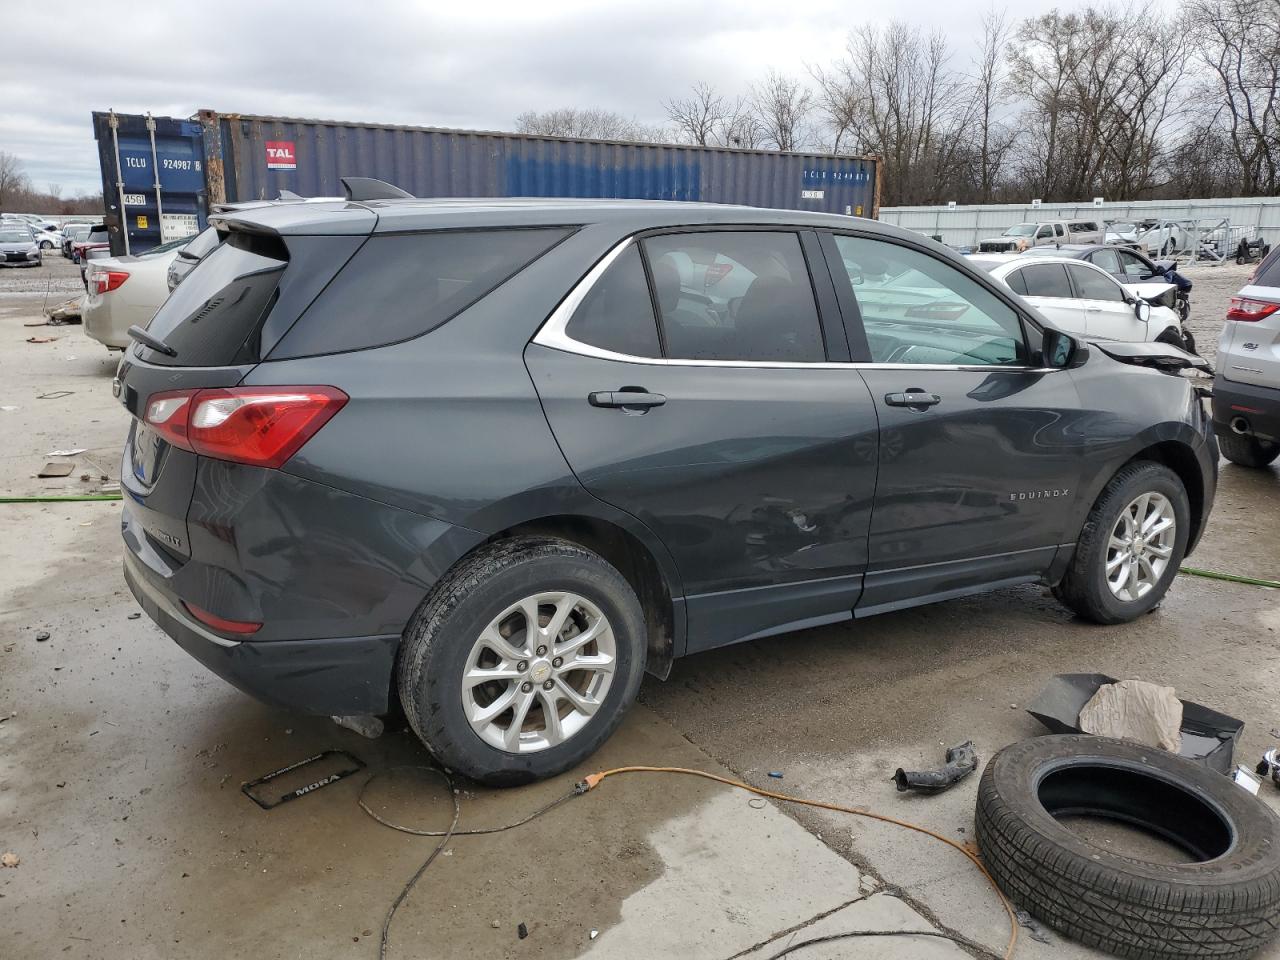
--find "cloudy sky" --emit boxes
[2,0,1157,196]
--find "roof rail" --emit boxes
[341,177,414,201]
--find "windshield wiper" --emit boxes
[127,325,177,358]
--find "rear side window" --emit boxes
[1088,247,1120,276]
[276,228,571,356]
[1005,269,1029,295]
[1019,263,1072,299]
[642,231,825,362]
[565,246,661,358]
[141,232,286,367]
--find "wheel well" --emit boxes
[486,516,677,679]
[1123,442,1206,548]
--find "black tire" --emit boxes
[397,536,646,786]
[977,735,1280,959]
[1053,461,1189,623]
[1218,431,1280,468]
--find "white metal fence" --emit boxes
[879,197,1280,250]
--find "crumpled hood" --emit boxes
[1089,338,1211,373]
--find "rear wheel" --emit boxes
[397,536,646,786]
[1218,431,1280,468]
[1054,462,1189,623]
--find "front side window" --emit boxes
[1037,226,1053,240]
[642,232,825,362]
[1116,250,1155,280]
[1089,247,1121,277]
[1067,264,1126,302]
[833,235,1025,366]
[1018,263,1072,299]
[565,246,661,358]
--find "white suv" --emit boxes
[1213,248,1280,467]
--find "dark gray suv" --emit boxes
[118,196,1217,784]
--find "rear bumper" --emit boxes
[1212,375,1280,444]
[82,297,130,349]
[124,548,398,715]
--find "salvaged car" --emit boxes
[977,219,1102,253]
[117,190,1218,785]
[0,225,41,267]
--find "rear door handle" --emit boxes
[588,390,667,409]
[884,391,941,408]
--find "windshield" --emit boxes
[0,229,30,242]
[1108,222,1137,233]
[66,225,90,239]
[1003,224,1037,237]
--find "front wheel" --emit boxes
[1218,430,1280,468]
[1053,462,1190,623]
[397,536,646,786]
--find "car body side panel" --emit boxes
[1064,356,1216,554]
[525,343,879,654]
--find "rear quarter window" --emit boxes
[272,227,571,357]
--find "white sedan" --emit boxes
[82,236,193,351]
[967,254,1186,346]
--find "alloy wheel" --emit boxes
[461,591,616,753]
[1105,492,1176,602]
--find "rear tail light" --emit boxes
[144,386,348,468]
[1226,297,1280,322]
[91,270,129,295]
[182,601,261,635]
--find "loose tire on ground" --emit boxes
[1053,460,1189,623]
[1218,431,1280,469]
[397,536,646,786]
[977,735,1280,959]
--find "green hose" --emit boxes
[1179,566,1280,589]
[0,494,123,503]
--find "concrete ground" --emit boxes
[1,254,1278,960]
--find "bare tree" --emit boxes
[514,108,667,143]
[750,71,814,151]
[665,82,724,146]
[0,151,30,209]
[811,23,974,204]
[973,10,1016,201]
[1185,0,1280,195]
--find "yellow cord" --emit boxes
[583,765,1018,960]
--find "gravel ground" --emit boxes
[0,248,86,299]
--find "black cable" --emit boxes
[758,929,1005,960]
[373,767,459,960]
[359,766,587,960]
[357,765,583,837]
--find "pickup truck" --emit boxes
[978,220,1103,253]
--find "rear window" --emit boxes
[273,228,571,357]
[140,232,287,367]
[88,227,108,243]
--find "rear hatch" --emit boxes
[116,210,370,572]
[1220,253,1280,389]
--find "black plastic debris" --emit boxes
[517,922,529,940]
[893,741,978,794]
[1027,673,1243,774]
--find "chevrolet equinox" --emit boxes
[118,191,1217,785]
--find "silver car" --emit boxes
[0,225,41,267]
[83,236,193,350]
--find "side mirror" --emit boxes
[1043,328,1078,368]
[1135,301,1152,323]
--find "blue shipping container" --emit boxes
[92,112,208,257]
[94,110,880,255]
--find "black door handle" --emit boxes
[588,390,667,409]
[885,391,942,408]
